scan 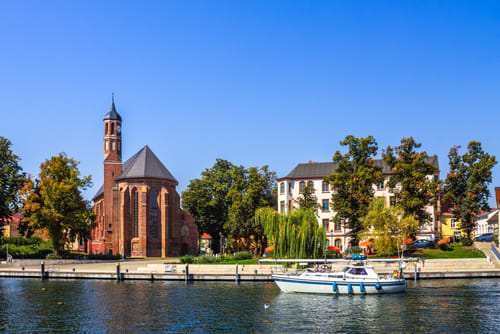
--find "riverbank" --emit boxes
[0,257,499,281]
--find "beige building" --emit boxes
[277,158,440,250]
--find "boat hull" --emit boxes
[273,275,406,295]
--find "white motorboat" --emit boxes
[262,255,420,295]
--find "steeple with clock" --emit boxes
[102,95,123,253]
[103,94,122,162]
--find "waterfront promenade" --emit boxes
[0,256,499,281]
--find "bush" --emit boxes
[46,253,62,260]
[461,238,474,246]
[346,246,363,254]
[326,250,341,259]
[233,251,253,261]
[220,254,234,262]
[195,255,218,264]
[180,255,195,264]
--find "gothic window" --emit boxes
[133,190,139,238]
[150,190,159,239]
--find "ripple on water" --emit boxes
[0,278,498,333]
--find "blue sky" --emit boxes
[1,1,499,205]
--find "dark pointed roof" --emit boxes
[279,156,439,180]
[115,145,177,183]
[104,95,122,121]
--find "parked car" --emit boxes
[475,233,494,242]
[412,239,434,248]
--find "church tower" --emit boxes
[103,95,122,254]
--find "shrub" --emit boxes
[461,238,474,246]
[46,253,63,259]
[195,255,218,264]
[346,246,363,254]
[233,251,253,261]
[180,255,195,264]
[220,254,234,262]
[326,250,341,259]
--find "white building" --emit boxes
[474,209,498,237]
[277,158,440,250]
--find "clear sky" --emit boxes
[1,1,499,205]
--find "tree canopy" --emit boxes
[383,137,439,236]
[20,153,95,255]
[443,142,497,241]
[325,135,383,245]
[181,159,276,253]
[361,198,418,256]
[255,207,325,259]
[0,137,25,225]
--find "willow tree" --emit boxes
[255,207,325,259]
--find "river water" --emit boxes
[0,278,498,333]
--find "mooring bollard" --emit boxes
[41,261,45,280]
[185,263,189,281]
[414,261,417,282]
[235,263,239,283]
[116,262,121,281]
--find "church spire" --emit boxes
[104,93,122,121]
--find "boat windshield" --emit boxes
[347,268,368,275]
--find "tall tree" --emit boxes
[20,153,95,256]
[361,198,418,256]
[383,137,439,237]
[443,142,497,241]
[226,166,277,247]
[182,159,276,254]
[0,137,25,225]
[255,207,326,259]
[295,183,320,212]
[325,135,382,245]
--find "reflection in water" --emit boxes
[0,278,498,333]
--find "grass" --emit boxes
[408,247,486,259]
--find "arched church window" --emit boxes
[111,123,115,135]
[105,123,108,135]
[133,190,139,238]
[149,190,159,239]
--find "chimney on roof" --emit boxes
[308,160,312,164]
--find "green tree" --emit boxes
[361,198,418,256]
[325,135,383,245]
[443,142,497,241]
[182,159,276,254]
[0,137,25,225]
[255,207,326,259]
[20,153,95,256]
[383,137,439,237]
[225,166,276,250]
[295,183,320,212]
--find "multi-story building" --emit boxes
[277,158,440,250]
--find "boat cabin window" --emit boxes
[348,268,368,275]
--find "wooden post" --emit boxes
[185,263,189,281]
[116,262,121,281]
[235,263,239,283]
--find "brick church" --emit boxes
[88,97,198,257]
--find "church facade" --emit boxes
[88,98,198,257]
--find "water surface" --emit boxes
[0,278,498,333]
